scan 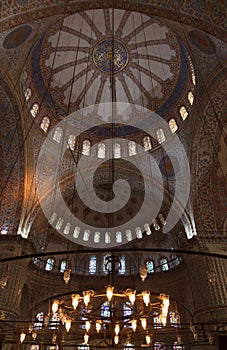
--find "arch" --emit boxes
[40,116,50,132]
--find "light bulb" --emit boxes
[161,315,167,326]
[52,300,59,314]
[114,335,119,345]
[72,294,80,310]
[146,335,151,345]
[140,318,147,330]
[83,291,91,306]
[52,334,57,343]
[161,294,169,318]
[85,321,91,332]
[126,289,136,305]
[65,319,71,332]
[95,321,102,333]
[115,324,120,335]
[20,333,26,343]
[142,290,150,307]
[131,319,137,332]
[84,333,89,344]
[106,285,114,301]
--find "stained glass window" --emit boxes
[113,143,121,158]
[60,260,67,272]
[45,258,54,271]
[78,345,89,350]
[152,219,160,230]
[188,91,194,105]
[128,141,137,156]
[173,343,184,350]
[123,301,133,327]
[49,212,57,225]
[143,136,152,151]
[97,142,106,158]
[49,313,60,330]
[82,140,91,156]
[135,227,143,239]
[179,106,188,120]
[53,127,63,143]
[169,119,178,133]
[154,342,165,349]
[94,231,101,243]
[55,217,63,229]
[73,226,80,238]
[40,116,50,132]
[25,88,31,101]
[103,253,111,272]
[170,311,180,327]
[63,223,70,235]
[101,301,110,319]
[156,128,166,144]
[153,315,163,329]
[144,223,151,235]
[67,134,76,150]
[30,103,39,118]
[89,256,96,274]
[30,345,39,350]
[116,231,122,243]
[160,258,169,271]
[124,344,135,350]
[47,346,59,350]
[119,255,126,274]
[34,312,44,330]
[125,229,132,241]
[146,260,154,273]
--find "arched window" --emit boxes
[73,226,80,238]
[82,139,91,156]
[156,128,166,144]
[144,223,151,235]
[125,229,132,241]
[152,219,160,231]
[67,134,76,150]
[154,342,165,349]
[160,257,169,271]
[49,313,60,330]
[113,143,121,158]
[49,212,57,225]
[146,260,154,273]
[128,141,137,156]
[53,127,63,143]
[94,231,101,243]
[169,119,178,133]
[34,312,44,330]
[40,116,50,132]
[173,342,184,350]
[78,346,89,350]
[60,260,67,272]
[116,231,122,243]
[170,311,180,327]
[45,258,54,271]
[83,229,90,241]
[63,222,70,235]
[119,255,126,274]
[103,253,111,273]
[55,217,63,229]
[30,103,39,118]
[179,106,188,120]
[101,301,110,319]
[25,88,31,101]
[123,301,133,327]
[143,136,152,151]
[124,344,135,350]
[135,227,143,239]
[153,316,163,329]
[89,256,96,274]
[97,142,106,158]
[188,91,194,105]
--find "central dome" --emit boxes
[93,39,128,73]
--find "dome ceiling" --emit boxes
[25,9,194,121]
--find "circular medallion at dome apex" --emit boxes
[93,39,128,73]
[25,8,195,122]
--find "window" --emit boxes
[60,260,67,272]
[128,141,137,156]
[55,217,63,229]
[160,258,169,271]
[94,231,101,243]
[154,342,165,349]
[143,136,152,151]
[63,223,70,235]
[103,253,111,272]
[78,346,89,350]
[34,312,44,330]
[156,128,166,144]
[173,343,184,350]
[30,103,39,118]
[123,301,133,327]
[144,223,151,235]
[146,260,154,273]
[49,212,57,225]
[179,106,188,120]
[154,315,163,329]
[82,140,91,156]
[25,88,31,101]
[113,143,121,158]
[135,227,143,239]
[97,142,106,158]
[40,116,50,132]
[67,134,76,150]
[170,311,180,327]
[188,91,194,105]
[119,255,126,274]
[89,256,96,274]
[49,313,60,330]
[83,229,90,241]
[169,119,178,133]
[124,344,135,350]
[125,229,132,241]
[116,231,122,243]
[152,219,160,231]
[53,127,63,143]
[101,301,110,319]
[73,226,80,238]
[45,258,54,271]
